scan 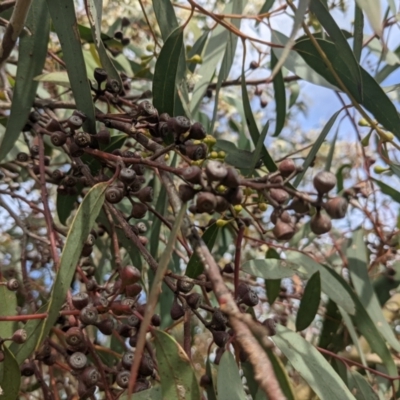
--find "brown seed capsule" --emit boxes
[50,131,67,148]
[159,112,170,122]
[184,143,207,161]
[136,186,153,203]
[6,278,20,291]
[20,361,35,377]
[212,330,229,347]
[96,318,115,335]
[16,152,29,162]
[65,327,84,347]
[134,380,150,393]
[74,132,92,148]
[94,68,107,84]
[210,309,228,331]
[224,187,243,205]
[129,334,138,347]
[177,277,194,293]
[79,306,98,325]
[188,122,207,140]
[186,293,202,309]
[223,263,234,274]
[82,366,100,387]
[95,129,111,145]
[119,167,136,184]
[236,282,250,300]
[121,16,130,27]
[273,218,295,241]
[324,197,348,219]
[114,30,123,40]
[167,116,191,135]
[242,289,259,307]
[138,100,157,117]
[310,211,332,235]
[131,202,148,219]
[125,283,142,298]
[116,370,130,388]
[170,297,185,320]
[151,314,161,327]
[69,142,84,158]
[313,171,337,194]
[106,79,121,94]
[120,265,141,285]
[67,115,84,131]
[139,235,148,246]
[200,374,211,387]
[127,314,140,328]
[278,159,296,177]
[206,161,228,182]
[250,60,259,69]
[262,318,276,336]
[105,186,124,204]
[30,144,39,156]
[290,196,310,213]
[12,329,27,344]
[68,352,87,370]
[196,192,217,213]
[72,292,89,310]
[139,354,154,376]
[269,188,289,204]
[122,351,134,370]
[179,184,197,202]
[215,196,229,212]
[182,166,202,184]
[46,118,62,132]
[221,167,240,188]
[118,323,132,338]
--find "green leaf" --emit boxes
[373,178,400,203]
[293,109,342,187]
[56,191,78,226]
[241,62,277,172]
[274,325,356,400]
[264,248,281,306]
[205,358,217,400]
[153,27,183,116]
[186,224,220,278]
[0,283,17,341]
[271,51,286,136]
[355,0,382,37]
[86,0,122,86]
[187,30,209,73]
[242,259,298,280]
[0,0,50,161]
[46,0,96,133]
[325,127,339,172]
[296,271,321,331]
[257,0,274,18]
[285,251,356,315]
[310,0,362,99]
[120,386,162,400]
[294,38,400,139]
[217,352,247,400]
[250,121,269,174]
[0,346,21,399]
[153,330,200,400]
[318,299,344,352]
[152,0,178,40]
[34,71,70,87]
[35,182,108,350]
[347,230,400,352]
[347,370,379,400]
[353,5,364,62]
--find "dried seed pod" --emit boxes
[270,209,292,225]
[67,115,84,131]
[131,202,148,219]
[236,282,250,300]
[114,30,123,40]
[116,370,130,388]
[118,323,132,338]
[212,330,229,347]
[184,143,207,160]
[200,374,211,387]
[20,361,35,377]
[16,152,29,162]
[82,366,100,387]
[170,297,185,320]
[105,186,124,204]
[196,192,217,213]
[136,186,153,203]
[310,211,332,235]
[119,167,136,184]
[186,293,202,309]
[63,175,77,187]
[94,68,108,84]
[151,314,161,327]
[65,327,84,347]
[290,196,310,213]
[182,165,202,184]
[120,265,141,285]
[129,334,138,347]
[224,187,243,205]
[139,354,154,376]
[215,196,229,212]
[95,129,111,145]
[106,78,121,94]
[52,169,65,181]
[278,159,296,177]
[223,263,234,274]
[122,351,135,370]
[72,110,87,122]
[72,292,89,310]
[221,167,240,188]
[262,318,276,336]
[74,132,92,148]
[127,314,140,328]
[77,381,95,399]
[135,222,147,234]
[132,164,145,176]
[11,329,27,344]
[269,188,289,204]
[79,306,98,325]
[242,289,259,307]
[210,309,228,331]
[96,318,115,335]
[177,277,194,293]
[313,171,337,194]
[81,244,93,258]
[134,380,150,393]
[324,197,348,219]
[69,142,84,157]
[167,116,191,135]
[138,100,157,117]
[50,131,67,147]
[6,278,20,291]
[30,144,39,156]
[121,297,136,310]
[125,283,142,298]
[68,352,87,370]
[86,277,98,292]
[179,184,197,202]
[46,118,62,132]
[273,218,295,241]
[206,161,228,182]
[188,121,206,140]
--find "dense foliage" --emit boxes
[0,0,400,399]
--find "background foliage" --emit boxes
[0,0,400,399]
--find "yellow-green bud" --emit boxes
[358,118,370,127]
[210,151,219,159]
[373,165,388,174]
[218,151,226,159]
[216,219,229,227]
[233,204,242,213]
[187,54,202,64]
[380,131,394,142]
[258,203,268,211]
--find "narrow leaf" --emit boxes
[187,30,209,73]
[354,4,364,62]
[271,51,286,136]
[250,121,269,174]
[0,283,17,341]
[0,346,21,399]
[373,178,400,203]
[274,325,356,400]
[355,0,382,37]
[46,0,96,133]
[186,224,220,278]
[152,0,178,40]
[296,271,321,331]
[154,330,201,400]
[347,370,379,400]
[120,386,162,400]
[347,230,400,352]
[0,0,49,161]
[242,259,298,280]
[325,127,339,172]
[217,352,247,400]
[153,27,183,116]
